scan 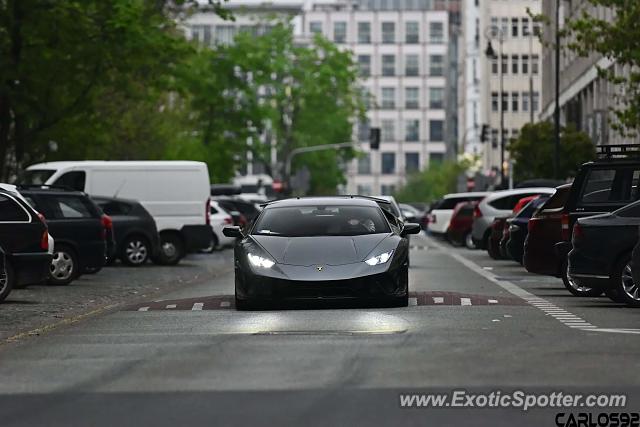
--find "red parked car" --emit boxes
[446,201,477,248]
[522,184,572,277]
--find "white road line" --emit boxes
[138,307,149,312]
[220,301,231,308]
[192,303,204,311]
[166,304,177,309]
[433,297,444,304]
[409,297,418,306]
[460,298,472,306]
[488,299,498,304]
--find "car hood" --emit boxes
[251,234,391,266]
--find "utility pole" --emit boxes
[553,0,561,179]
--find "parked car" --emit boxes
[18,186,106,285]
[92,196,160,266]
[568,201,640,303]
[487,217,509,260]
[23,161,212,265]
[214,197,260,228]
[446,201,477,248]
[207,200,236,251]
[505,195,550,264]
[399,203,422,224]
[420,199,442,230]
[375,195,404,221]
[471,187,556,249]
[523,184,572,277]
[427,192,487,237]
[0,184,52,299]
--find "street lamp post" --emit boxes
[485,27,506,187]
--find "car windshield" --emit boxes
[22,169,55,185]
[252,205,391,237]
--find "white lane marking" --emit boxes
[220,301,231,308]
[488,299,498,304]
[138,307,149,312]
[192,303,204,311]
[483,267,493,270]
[433,297,444,304]
[460,298,472,306]
[409,297,418,306]
[166,304,177,309]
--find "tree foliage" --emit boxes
[508,122,595,182]
[394,160,469,203]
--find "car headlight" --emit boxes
[247,253,275,268]
[364,250,394,266]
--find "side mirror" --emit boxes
[401,223,421,236]
[223,226,243,238]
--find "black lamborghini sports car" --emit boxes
[223,196,421,310]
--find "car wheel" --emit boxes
[202,233,219,254]
[464,233,476,249]
[153,233,184,266]
[48,245,78,286]
[121,235,151,266]
[0,261,15,303]
[561,261,603,297]
[611,256,640,307]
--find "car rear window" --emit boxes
[616,201,640,218]
[98,200,133,216]
[439,196,483,210]
[489,193,542,210]
[541,187,570,210]
[43,195,95,219]
[578,168,640,206]
[0,194,30,222]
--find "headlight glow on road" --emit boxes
[247,253,275,268]
[365,250,394,266]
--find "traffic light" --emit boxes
[369,127,380,150]
[480,124,490,143]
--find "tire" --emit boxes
[120,235,151,266]
[464,233,476,250]
[48,245,78,286]
[561,261,603,297]
[487,239,502,260]
[83,266,102,275]
[610,255,640,307]
[0,261,14,303]
[604,287,626,303]
[202,233,219,254]
[153,233,184,266]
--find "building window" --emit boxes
[532,91,540,111]
[333,22,346,43]
[511,18,519,37]
[502,92,509,112]
[358,22,371,43]
[501,55,508,74]
[310,21,322,35]
[429,120,444,141]
[429,55,444,76]
[406,120,420,141]
[429,87,444,109]
[361,87,371,109]
[512,55,519,74]
[382,22,395,44]
[491,92,499,112]
[522,17,530,36]
[429,22,444,43]
[522,54,529,74]
[405,21,419,43]
[381,153,396,174]
[512,129,520,140]
[405,152,420,174]
[491,57,498,75]
[491,129,498,147]
[405,54,419,76]
[490,17,498,33]
[358,55,371,77]
[382,54,396,76]
[405,87,419,109]
[358,121,370,141]
[214,26,235,45]
[522,92,530,112]
[357,184,372,196]
[357,153,371,174]
[191,25,213,45]
[429,153,444,164]
[381,87,396,109]
[532,54,539,75]
[380,184,396,196]
[501,17,509,35]
[512,92,519,112]
[381,119,395,141]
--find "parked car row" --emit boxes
[430,144,640,308]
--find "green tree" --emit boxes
[394,160,468,203]
[508,122,595,182]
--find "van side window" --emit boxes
[53,171,86,192]
[579,168,640,205]
[0,195,29,222]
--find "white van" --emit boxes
[24,161,211,265]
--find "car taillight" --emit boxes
[101,214,112,240]
[224,216,233,225]
[561,213,570,241]
[239,214,248,227]
[528,217,538,232]
[473,205,482,219]
[572,222,584,242]
[40,230,49,251]
[206,199,211,226]
[37,213,47,224]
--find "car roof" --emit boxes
[443,191,488,199]
[263,196,382,209]
[91,195,139,205]
[483,187,556,200]
[17,185,86,197]
[26,160,205,170]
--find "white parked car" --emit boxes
[427,192,488,236]
[24,161,211,265]
[205,200,236,252]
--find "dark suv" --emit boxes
[93,196,160,266]
[19,186,107,285]
[0,185,52,301]
[554,145,640,296]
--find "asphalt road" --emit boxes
[1,234,639,426]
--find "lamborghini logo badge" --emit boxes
[316,266,323,271]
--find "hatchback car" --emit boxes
[207,200,236,251]
[19,186,106,285]
[0,184,52,300]
[505,195,550,264]
[445,201,477,248]
[428,192,487,237]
